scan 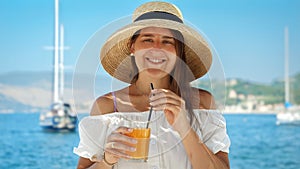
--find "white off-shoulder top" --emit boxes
[73,109,230,169]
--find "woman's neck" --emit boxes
[133,74,170,95]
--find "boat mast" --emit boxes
[59,24,64,102]
[284,26,290,108]
[53,0,60,103]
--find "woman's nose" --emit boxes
[152,41,161,49]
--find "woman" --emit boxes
[74,1,230,169]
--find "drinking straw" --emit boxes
[146,83,154,128]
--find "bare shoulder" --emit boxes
[192,87,216,109]
[90,92,115,116]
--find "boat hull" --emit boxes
[276,111,300,125]
[40,103,77,132]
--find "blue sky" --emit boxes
[0,0,299,83]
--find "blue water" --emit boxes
[0,113,300,169]
[227,114,300,169]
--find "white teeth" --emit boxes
[147,58,165,63]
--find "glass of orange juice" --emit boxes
[125,128,151,160]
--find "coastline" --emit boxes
[0,110,278,115]
[223,111,277,115]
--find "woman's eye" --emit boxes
[143,39,153,43]
[163,40,174,45]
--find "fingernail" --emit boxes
[131,139,137,144]
[130,147,136,152]
[127,128,133,132]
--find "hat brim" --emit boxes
[100,19,212,84]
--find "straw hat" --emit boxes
[100,1,212,83]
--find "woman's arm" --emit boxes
[180,89,229,169]
[90,93,115,116]
[149,88,230,169]
[76,94,115,169]
[181,128,230,169]
[77,157,94,169]
[77,156,115,169]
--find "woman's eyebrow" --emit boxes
[140,34,174,39]
[162,36,174,39]
[140,34,154,37]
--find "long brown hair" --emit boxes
[128,28,200,130]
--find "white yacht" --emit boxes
[276,27,300,125]
[39,0,77,131]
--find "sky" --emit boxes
[0,0,299,83]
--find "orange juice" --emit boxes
[125,128,151,160]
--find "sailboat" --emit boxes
[39,0,77,131]
[276,27,300,125]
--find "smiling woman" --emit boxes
[73,1,230,169]
[129,27,180,84]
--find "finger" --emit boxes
[107,142,136,153]
[105,142,134,159]
[150,89,173,97]
[150,96,182,107]
[105,147,132,159]
[152,103,181,114]
[163,107,189,128]
[113,126,134,134]
[164,109,175,124]
[107,132,137,145]
[150,92,185,108]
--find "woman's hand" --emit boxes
[104,127,137,164]
[149,89,191,136]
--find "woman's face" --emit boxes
[132,27,177,79]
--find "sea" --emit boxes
[0,113,300,169]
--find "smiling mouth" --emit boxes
[146,57,166,64]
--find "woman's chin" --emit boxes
[145,68,169,78]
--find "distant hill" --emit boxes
[224,73,300,106]
[0,71,117,113]
[193,73,300,110]
[0,71,299,113]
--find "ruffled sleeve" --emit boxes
[73,115,112,162]
[194,109,231,154]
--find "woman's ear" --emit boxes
[130,44,135,53]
